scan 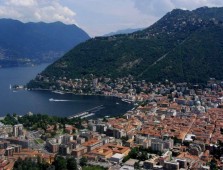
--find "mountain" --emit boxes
[29,7,223,87]
[0,19,90,67]
[104,28,144,36]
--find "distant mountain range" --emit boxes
[103,28,144,36]
[29,7,223,85]
[0,19,90,67]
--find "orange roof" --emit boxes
[82,138,100,147]
[91,148,113,156]
[177,152,199,160]
[102,144,130,155]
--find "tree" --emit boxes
[128,148,138,159]
[173,136,182,144]
[13,157,50,170]
[53,156,67,170]
[80,157,88,167]
[210,159,218,170]
[53,124,58,131]
[67,157,77,170]
[138,151,148,161]
[134,162,140,170]
[122,155,130,163]
[14,157,23,170]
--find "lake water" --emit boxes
[0,64,132,118]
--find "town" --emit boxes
[1,77,223,170]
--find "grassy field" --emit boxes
[34,138,44,144]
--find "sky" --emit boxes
[0,0,223,36]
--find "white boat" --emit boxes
[52,91,65,95]
[121,98,132,104]
[49,98,73,102]
[9,84,12,90]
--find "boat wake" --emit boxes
[49,98,74,102]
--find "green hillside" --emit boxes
[28,7,223,87]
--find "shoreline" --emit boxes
[29,88,136,104]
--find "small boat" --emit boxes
[116,102,120,105]
[121,99,132,104]
[49,98,72,102]
[52,91,65,95]
[49,98,54,101]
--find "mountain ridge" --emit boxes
[0,18,90,67]
[103,28,144,36]
[28,7,223,88]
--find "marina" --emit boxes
[80,113,95,119]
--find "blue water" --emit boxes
[0,64,132,117]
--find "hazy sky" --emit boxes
[0,0,223,36]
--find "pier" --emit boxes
[68,105,104,119]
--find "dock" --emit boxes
[68,105,104,119]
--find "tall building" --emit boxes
[5,147,14,156]
[62,135,73,145]
[46,139,59,153]
[151,141,164,152]
[164,161,179,170]
[13,124,23,137]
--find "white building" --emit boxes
[109,153,124,163]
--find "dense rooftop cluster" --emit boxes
[2,78,223,169]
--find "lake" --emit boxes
[0,64,132,118]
